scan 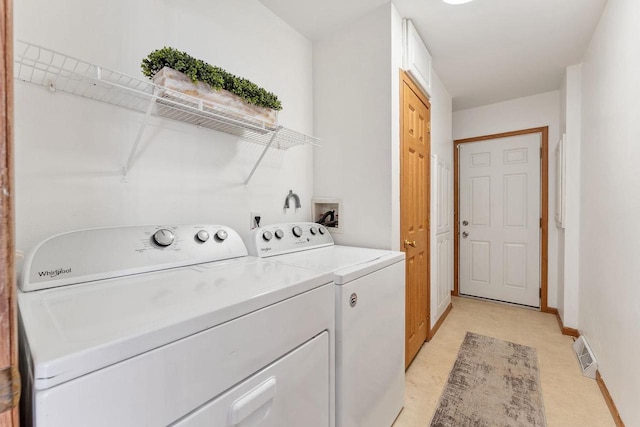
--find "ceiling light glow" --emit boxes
[443,0,474,4]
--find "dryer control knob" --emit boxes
[153,229,175,247]
[292,226,303,238]
[262,231,273,241]
[215,229,229,241]
[275,229,284,239]
[195,230,210,243]
[318,227,326,235]
[310,226,318,235]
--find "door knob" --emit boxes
[462,231,469,238]
[462,220,469,226]
[404,239,417,248]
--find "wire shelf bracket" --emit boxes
[244,126,281,186]
[14,40,320,185]
[121,90,157,181]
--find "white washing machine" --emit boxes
[18,224,335,427]
[247,223,405,427]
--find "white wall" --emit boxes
[391,4,403,253]
[14,0,314,252]
[578,0,640,424]
[313,3,395,250]
[557,74,567,321]
[560,65,582,329]
[453,91,560,308]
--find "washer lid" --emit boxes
[266,246,405,283]
[19,257,333,390]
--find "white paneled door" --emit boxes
[459,134,541,307]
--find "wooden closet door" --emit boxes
[400,71,430,369]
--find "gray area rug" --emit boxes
[430,332,546,427]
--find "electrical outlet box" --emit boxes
[250,212,262,230]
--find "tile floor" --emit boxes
[393,296,615,427]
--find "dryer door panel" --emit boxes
[173,332,330,427]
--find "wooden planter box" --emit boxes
[152,67,278,130]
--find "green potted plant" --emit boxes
[142,47,282,128]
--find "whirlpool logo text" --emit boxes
[38,268,72,278]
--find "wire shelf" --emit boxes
[14,41,319,151]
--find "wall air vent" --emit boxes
[572,336,598,379]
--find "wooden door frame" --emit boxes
[453,127,550,312]
[399,69,431,341]
[1,0,20,423]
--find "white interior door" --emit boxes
[459,134,541,307]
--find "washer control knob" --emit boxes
[262,231,273,241]
[292,226,303,238]
[215,229,228,241]
[318,227,326,235]
[195,230,210,243]
[310,226,318,235]
[275,229,284,239]
[153,229,175,247]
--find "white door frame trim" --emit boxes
[453,127,551,312]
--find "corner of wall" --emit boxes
[390,2,403,251]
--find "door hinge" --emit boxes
[540,218,542,229]
[540,147,542,158]
[0,365,21,413]
[427,122,431,132]
[539,288,542,298]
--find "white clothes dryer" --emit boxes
[18,224,335,427]
[247,222,405,427]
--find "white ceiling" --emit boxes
[259,0,607,111]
